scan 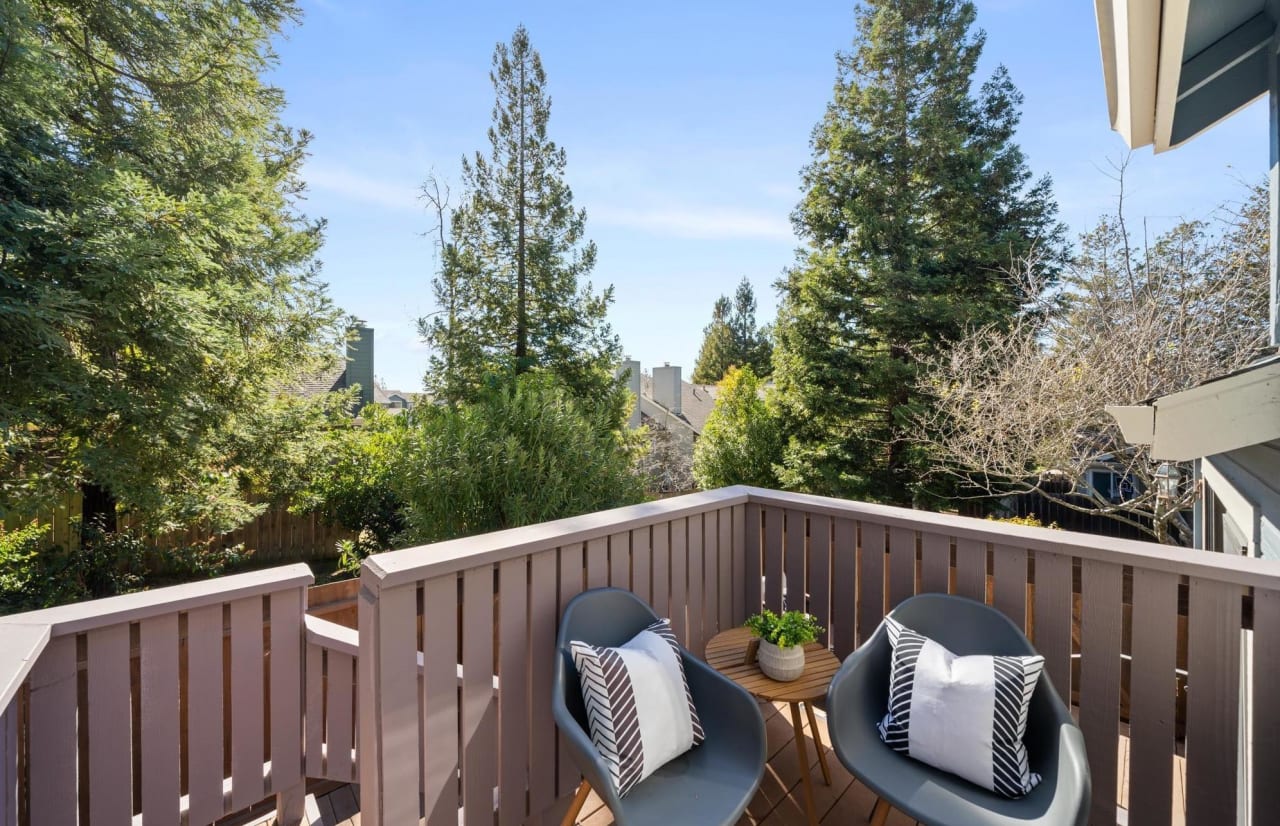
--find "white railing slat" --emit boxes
[1129,568,1178,826]
[498,556,530,826]
[140,613,181,825]
[230,596,265,810]
[1185,577,1241,823]
[87,624,132,825]
[1079,559,1123,826]
[270,588,305,795]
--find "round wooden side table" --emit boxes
[705,627,841,826]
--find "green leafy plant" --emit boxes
[745,609,823,649]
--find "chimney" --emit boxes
[652,363,682,416]
[346,323,376,411]
[619,357,641,428]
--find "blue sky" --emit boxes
[270,0,1269,392]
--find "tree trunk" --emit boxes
[80,481,118,536]
[514,56,528,371]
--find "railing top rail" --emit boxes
[305,614,358,658]
[362,486,751,591]
[0,563,314,637]
[743,487,1280,591]
[0,622,50,710]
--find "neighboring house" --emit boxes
[1096,0,1280,562]
[297,323,417,414]
[619,359,721,452]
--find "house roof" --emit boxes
[639,375,720,434]
[1106,351,1280,460]
[1096,0,1275,152]
[293,365,348,398]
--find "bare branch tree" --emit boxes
[916,173,1271,545]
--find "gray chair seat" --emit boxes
[553,588,766,826]
[826,594,1090,826]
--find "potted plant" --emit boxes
[745,609,823,681]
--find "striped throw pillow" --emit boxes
[570,620,705,796]
[876,616,1044,798]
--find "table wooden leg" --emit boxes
[789,702,820,826]
[804,701,832,785]
[561,779,591,826]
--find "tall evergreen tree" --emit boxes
[691,277,773,383]
[421,25,619,404]
[0,0,346,533]
[772,0,1065,504]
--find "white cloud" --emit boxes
[304,163,421,212]
[591,203,794,242]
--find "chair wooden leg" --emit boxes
[869,797,891,826]
[561,779,592,826]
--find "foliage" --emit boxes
[745,609,823,649]
[771,0,1066,506]
[420,25,621,406]
[693,367,783,489]
[297,405,406,554]
[986,514,1058,530]
[917,174,1270,545]
[0,523,48,609]
[395,372,645,543]
[335,538,364,575]
[158,541,253,580]
[1,526,149,613]
[0,0,347,533]
[636,423,696,495]
[691,278,773,383]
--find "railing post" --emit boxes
[358,567,420,825]
[271,584,306,826]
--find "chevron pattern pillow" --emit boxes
[876,616,1044,798]
[570,619,704,796]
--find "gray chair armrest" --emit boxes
[682,652,767,772]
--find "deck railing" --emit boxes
[3,486,1280,825]
[0,564,313,826]
[357,486,1280,826]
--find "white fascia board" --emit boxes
[1153,0,1192,152]
[1147,364,1280,460]
[1096,0,1163,149]
[1105,404,1156,445]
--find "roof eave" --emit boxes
[1095,0,1193,153]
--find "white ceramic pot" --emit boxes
[757,639,806,681]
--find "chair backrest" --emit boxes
[555,588,661,732]
[888,593,1037,657]
[883,594,1072,759]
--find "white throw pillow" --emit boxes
[876,615,1044,798]
[571,619,705,796]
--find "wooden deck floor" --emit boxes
[276,700,1186,826]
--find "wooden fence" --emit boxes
[3,491,348,563]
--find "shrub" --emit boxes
[693,366,782,489]
[1,524,150,613]
[298,405,407,554]
[395,371,646,542]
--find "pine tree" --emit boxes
[691,278,773,383]
[692,297,736,384]
[772,0,1065,504]
[0,0,346,533]
[421,25,619,405]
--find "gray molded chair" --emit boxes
[553,588,766,826]
[826,594,1090,826]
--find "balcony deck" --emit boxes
[0,485,1263,826]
